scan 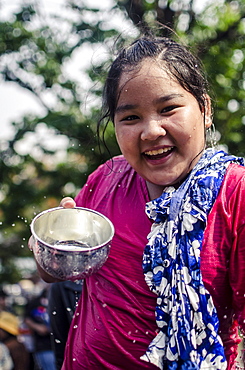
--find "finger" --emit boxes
[60,197,76,208]
[28,236,35,252]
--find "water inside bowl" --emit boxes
[53,240,91,251]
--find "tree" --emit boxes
[0,1,126,282]
[118,0,245,155]
[0,0,244,283]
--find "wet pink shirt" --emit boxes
[62,156,245,370]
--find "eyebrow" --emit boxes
[115,104,137,114]
[115,94,184,114]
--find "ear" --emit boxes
[202,94,212,129]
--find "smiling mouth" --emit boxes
[143,147,174,159]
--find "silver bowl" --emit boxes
[30,207,114,280]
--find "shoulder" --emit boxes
[82,155,136,188]
[222,163,245,196]
[88,155,131,178]
[75,155,144,207]
[209,162,245,218]
[216,163,245,224]
[225,162,245,179]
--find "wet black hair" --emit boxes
[98,35,209,129]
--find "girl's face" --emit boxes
[114,60,212,199]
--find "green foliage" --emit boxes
[0,1,123,283]
[180,0,245,156]
[0,0,245,282]
[119,0,245,155]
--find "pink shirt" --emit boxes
[62,156,245,370]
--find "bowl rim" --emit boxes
[30,206,115,252]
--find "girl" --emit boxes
[32,35,245,370]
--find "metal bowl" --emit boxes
[30,207,114,280]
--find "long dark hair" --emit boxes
[97,34,210,157]
[101,35,208,120]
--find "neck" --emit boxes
[146,182,165,200]
[146,174,191,200]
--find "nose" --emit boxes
[140,118,167,141]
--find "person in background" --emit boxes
[30,34,245,370]
[48,280,83,369]
[0,288,12,314]
[18,318,36,370]
[24,287,56,370]
[0,288,8,313]
[0,311,29,370]
[0,341,14,370]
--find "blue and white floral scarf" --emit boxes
[141,149,244,370]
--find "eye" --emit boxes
[161,105,179,114]
[120,114,139,122]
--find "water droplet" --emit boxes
[223,315,227,319]
[73,325,78,329]
[133,340,136,343]
[66,307,71,312]
[102,303,107,308]
[52,311,57,315]
[55,339,61,343]
[12,223,15,227]
[72,358,76,362]
[128,331,132,335]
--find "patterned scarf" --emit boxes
[141,149,244,370]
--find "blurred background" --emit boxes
[0,0,245,308]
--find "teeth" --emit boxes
[145,147,173,156]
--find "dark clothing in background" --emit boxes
[25,292,52,353]
[48,280,83,369]
[24,288,56,370]
[3,336,29,370]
